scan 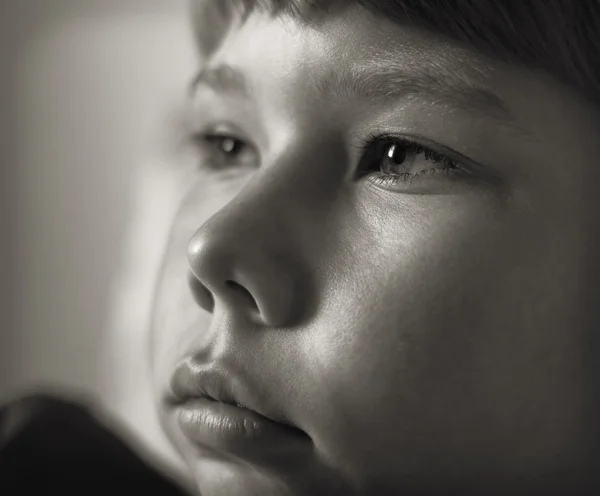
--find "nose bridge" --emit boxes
[189,129,347,265]
[188,166,295,264]
[186,132,349,327]
[186,166,312,328]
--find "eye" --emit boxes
[191,131,258,170]
[357,134,463,187]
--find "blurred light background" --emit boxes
[0,0,197,474]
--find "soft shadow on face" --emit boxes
[150,3,600,495]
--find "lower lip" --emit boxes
[177,398,307,455]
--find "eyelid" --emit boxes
[199,122,249,140]
[189,122,255,153]
[361,131,504,185]
[188,99,267,147]
[189,124,261,175]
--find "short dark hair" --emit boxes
[193,0,600,107]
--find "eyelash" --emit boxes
[356,132,463,187]
[191,132,254,170]
[192,130,466,187]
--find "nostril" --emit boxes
[225,280,258,310]
[188,272,215,312]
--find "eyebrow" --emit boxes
[191,61,521,129]
[190,64,250,97]
[318,61,520,126]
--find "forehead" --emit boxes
[192,4,600,165]
[195,2,483,69]
[194,7,518,127]
[198,8,493,98]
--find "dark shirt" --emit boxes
[0,394,188,495]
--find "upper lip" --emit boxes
[167,359,297,430]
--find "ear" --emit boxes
[189,0,237,59]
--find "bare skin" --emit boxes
[150,5,600,495]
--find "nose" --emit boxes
[186,183,307,328]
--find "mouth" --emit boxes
[166,360,310,456]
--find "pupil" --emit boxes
[387,144,406,165]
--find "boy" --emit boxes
[151,0,600,494]
[3,1,600,495]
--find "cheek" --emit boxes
[295,194,496,447]
[297,190,587,476]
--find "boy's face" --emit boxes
[151,4,600,494]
